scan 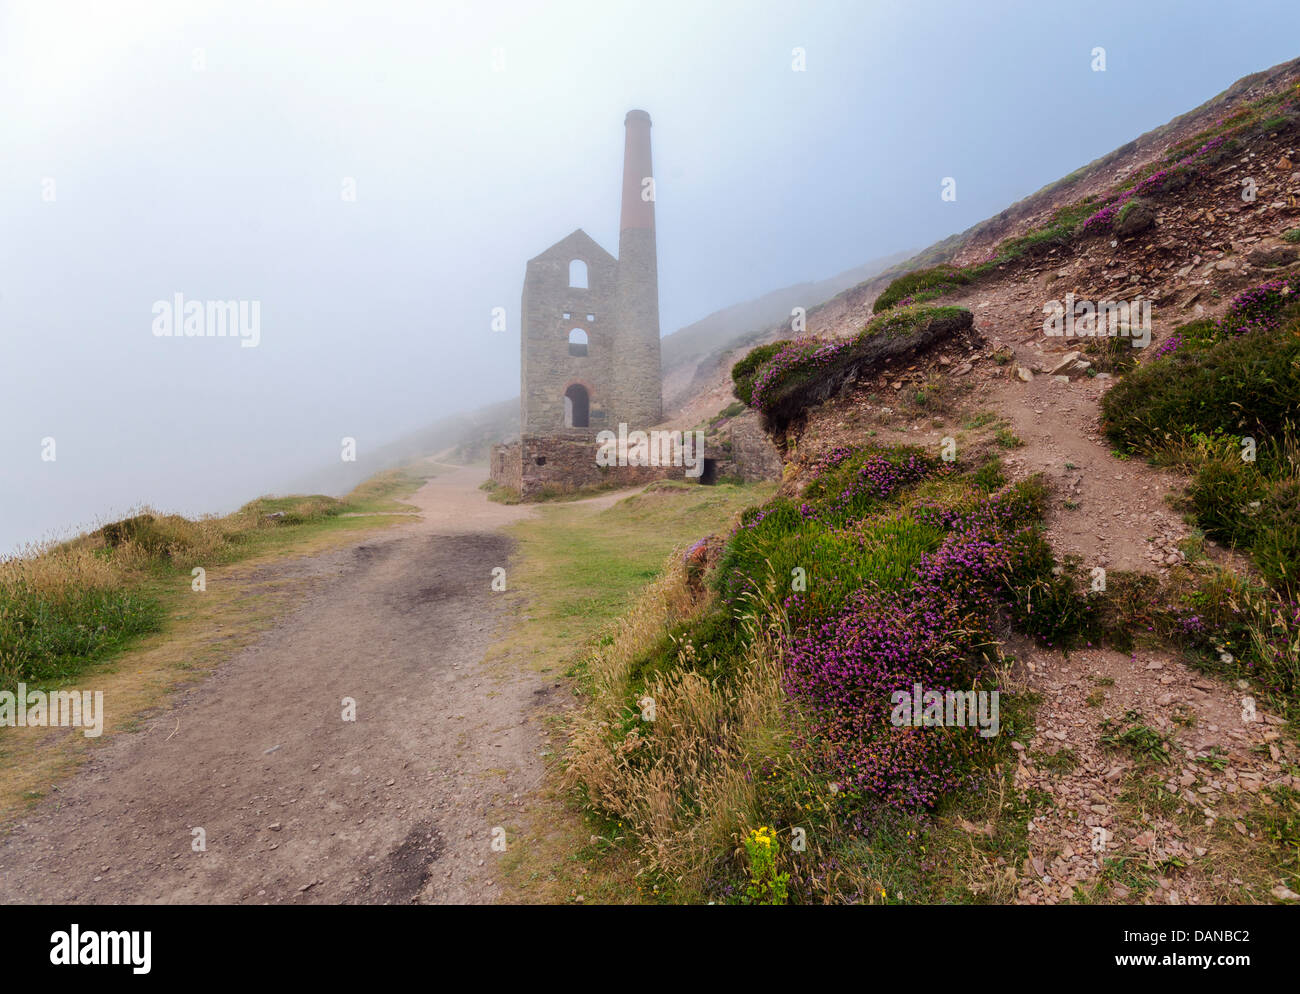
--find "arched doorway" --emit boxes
[564,384,589,428]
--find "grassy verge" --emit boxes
[484,479,775,902]
[0,463,431,820]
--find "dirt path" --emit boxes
[0,462,576,904]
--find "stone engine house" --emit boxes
[491,109,667,497]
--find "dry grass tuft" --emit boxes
[563,552,790,897]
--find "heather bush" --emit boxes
[731,339,789,406]
[1217,276,1300,336]
[748,307,973,434]
[1181,430,1300,594]
[715,461,1065,826]
[782,479,1058,810]
[799,446,940,525]
[1102,303,1300,452]
[1079,137,1226,235]
[748,339,845,413]
[1103,287,1300,592]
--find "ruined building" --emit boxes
[490,110,667,496]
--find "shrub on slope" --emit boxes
[872,265,973,313]
[730,339,788,406]
[1103,282,1300,592]
[744,305,974,435]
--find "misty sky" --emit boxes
[2,0,1298,554]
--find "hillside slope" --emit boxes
[563,56,1300,906]
[800,56,1300,348]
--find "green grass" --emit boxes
[983,199,1099,268]
[0,587,167,686]
[1099,710,1172,766]
[717,503,945,623]
[994,427,1024,449]
[501,481,774,665]
[1033,747,1078,772]
[873,264,973,313]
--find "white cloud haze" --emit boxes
[2,0,1298,552]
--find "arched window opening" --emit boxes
[568,328,588,357]
[564,384,590,428]
[568,259,588,288]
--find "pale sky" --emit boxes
[2,0,1298,553]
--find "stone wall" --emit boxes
[726,413,784,481]
[517,432,680,497]
[521,230,618,436]
[489,441,522,491]
[491,420,776,498]
[610,225,663,429]
[701,411,783,484]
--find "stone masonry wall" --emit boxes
[517,433,678,497]
[521,231,617,435]
[489,441,522,491]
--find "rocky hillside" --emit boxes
[793,55,1300,349]
[563,56,1300,906]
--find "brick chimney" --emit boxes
[612,109,663,428]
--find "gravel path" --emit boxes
[0,463,556,904]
